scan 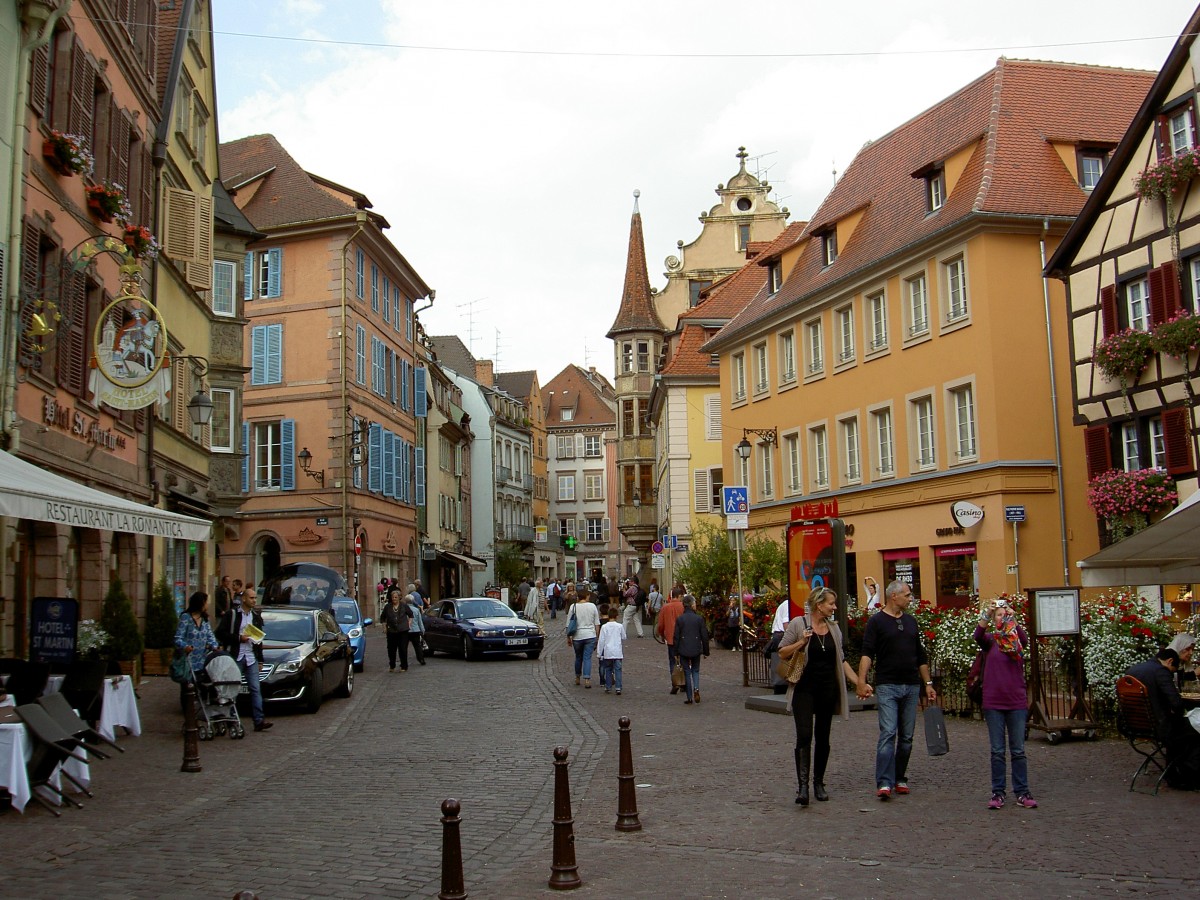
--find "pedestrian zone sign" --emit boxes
[722,486,748,515]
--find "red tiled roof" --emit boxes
[495,370,539,401]
[713,59,1155,348]
[607,206,665,337]
[543,365,616,427]
[681,221,806,322]
[660,323,723,378]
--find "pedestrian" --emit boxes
[567,583,600,688]
[548,578,562,618]
[726,594,742,651]
[597,604,627,694]
[214,576,232,619]
[231,578,244,607]
[380,587,413,672]
[621,577,645,639]
[413,578,429,606]
[525,579,545,626]
[672,595,710,704]
[1126,648,1200,789]
[595,574,610,604]
[779,587,868,805]
[516,577,531,614]
[975,598,1037,809]
[407,587,427,667]
[647,581,663,616]
[656,585,686,694]
[855,580,935,800]
[174,591,219,709]
[216,586,272,732]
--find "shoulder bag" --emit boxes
[566,607,578,637]
[169,651,191,685]
[774,616,809,683]
[966,647,988,706]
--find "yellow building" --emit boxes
[705,60,1155,608]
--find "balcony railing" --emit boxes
[496,466,511,483]
[617,503,658,532]
[499,524,536,543]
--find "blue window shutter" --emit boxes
[401,360,409,410]
[405,298,413,341]
[382,275,390,324]
[371,265,379,312]
[267,323,282,384]
[356,249,364,299]
[389,351,397,405]
[243,252,253,300]
[382,432,394,498]
[415,366,427,417]
[393,287,401,332]
[250,325,266,386]
[368,423,382,493]
[266,248,282,298]
[397,439,406,502]
[280,419,295,490]
[353,462,362,490]
[356,325,366,385]
[415,447,425,506]
[241,422,250,492]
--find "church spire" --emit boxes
[607,190,664,338]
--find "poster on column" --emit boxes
[786,519,848,629]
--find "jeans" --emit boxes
[237,656,264,725]
[666,642,678,682]
[599,657,623,691]
[984,707,1029,796]
[621,603,644,638]
[573,637,596,679]
[408,632,425,665]
[874,683,919,789]
[680,655,701,700]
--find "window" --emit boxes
[1121,422,1140,472]
[621,342,633,374]
[907,273,929,336]
[779,330,796,382]
[769,262,783,294]
[689,280,713,307]
[1150,417,1167,469]
[753,342,769,393]
[944,257,968,322]
[1122,417,1169,471]
[370,265,379,313]
[557,475,575,501]
[705,394,722,440]
[867,292,887,351]
[872,408,895,477]
[584,435,601,457]
[822,230,838,266]
[212,260,235,316]
[836,307,855,363]
[758,441,774,498]
[949,384,977,461]
[586,517,605,542]
[250,324,282,386]
[254,420,293,490]
[355,326,366,385]
[371,337,386,396]
[784,433,802,495]
[913,396,936,469]
[561,407,574,422]
[243,249,282,300]
[1079,151,1106,191]
[805,320,824,375]
[556,435,575,459]
[693,467,723,513]
[841,417,861,482]
[1125,277,1150,331]
[382,275,391,325]
[355,248,365,299]
[732,353,746,400]
[584,472,603,500]
[927,170,946,211]
[810,426,829,490]
[738,223,751,251]
[1168,103,1197,156]
[637,341,650,372]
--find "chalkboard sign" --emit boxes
[31,597,78,666]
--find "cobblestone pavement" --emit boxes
[3,621,1200,898]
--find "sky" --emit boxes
[212,0,1197,386]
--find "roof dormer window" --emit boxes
[768,261,783,294]
[927,169,946,212]
[820,230,838,267]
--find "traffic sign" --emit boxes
[662,534,678,550]
[354,533,362,557]
[651,540,664,554]
[1005,505,1026,523]
[651,553,666,569]
[675,543,688,553]
[722,486,748,515]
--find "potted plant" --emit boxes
[76,619,111,660]
[1093,328,1155,386]
[42,129,94,177]
[1151,309,1200,360]
[121,223,161,261]
[84,180,132,223]
[100,577,144,679]
[142,576,177,676]
[1086,467,1178,542]
[1134,147,1200,201]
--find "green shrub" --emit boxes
[101,577,143,660]
[144,576,176,649]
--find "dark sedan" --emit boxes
[253,607,355,712]
[423,597,545,660]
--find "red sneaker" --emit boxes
[894,782,910,795]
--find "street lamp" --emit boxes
[172,355,214,426]
[631,487,657,509]
[731,427,776,653]
[297,447,326,486]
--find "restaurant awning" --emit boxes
[0,450,211,541]
[438,549,487,570]
[1077,489,1200,587]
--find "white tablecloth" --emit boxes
[42,675,65,695]
[0,722,90,814]
[97,676,140,742]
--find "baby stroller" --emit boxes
[190,651,246,740]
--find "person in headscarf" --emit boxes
[1168,632,1196,690]
[974,598,1036,810]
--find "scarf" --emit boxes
[993,611,1023,661]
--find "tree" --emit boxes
[674,520,737,600]
[101,577,143,660]
[144,576,177,650]
[743,530,788,595]
[493,543,528,590]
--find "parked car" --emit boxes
[331,597,371,672]
[422,597,545,660]
[259,562,347,610]
[250,606,354,712]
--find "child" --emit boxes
[596,604,627,695]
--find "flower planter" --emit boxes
[42,138,74,176]
[87,196,115,223]
[116,657,140,682]
[142,647,173,677]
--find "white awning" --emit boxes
[1078,489,1200,587]
[0,450,211,541]
[439,549,487,570]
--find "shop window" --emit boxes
[883,549,922,601]
[934,545,977,609]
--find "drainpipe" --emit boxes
[341,213,367,591]
[1040,219,1071,585]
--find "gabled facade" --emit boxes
[706,59,1154,608]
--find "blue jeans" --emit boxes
[599,657,623,691]
[874,683,919,789]
[237,656,264,725]
[573,638,596,679]
[984,708,1029,796]
[680,655,701,700]
[666,642,678,683]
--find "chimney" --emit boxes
[476,359,494,387]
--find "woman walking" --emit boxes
[381,587,413,672]
[174,591,219,709]
[407,587,427,666]
[975,598,1037,810]
[567,584,601,688]
[672,595,710,704]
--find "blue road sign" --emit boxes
[662,534,678,550]
[722,486,749,515]
[1004,505,1026,523]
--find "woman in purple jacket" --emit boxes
[975,599,1037,810]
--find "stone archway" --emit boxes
[256,535,281,587]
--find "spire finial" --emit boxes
[633,189,640,213]
[736,146,748,173]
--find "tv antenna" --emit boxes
[457,297,486,355]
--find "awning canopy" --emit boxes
[1078,489,1200,587]
[0,450,211,541]
[438,549,487,570]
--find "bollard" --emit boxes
[547,746,582,890]
[438,798,468,900]
[181,680,201,773]
[614,716,642,832]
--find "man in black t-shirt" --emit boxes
[856,581,936,800]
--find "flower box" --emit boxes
[1087,467,1178,541]
[84,181,132,224]
[1151,310,1200,360]
[121,223,161,261]
[1134,147,1200,201]
[1093,328,1154,384]
[42,130,94,177]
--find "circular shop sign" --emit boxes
[92,294,168,389]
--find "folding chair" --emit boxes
[4,660,50,706]
[14,704,91,814]
[1115,675,1175,794]
[37,691,118,757]
[60,659,107,726]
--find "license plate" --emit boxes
[505,638,528,646]
[238,685,249,694]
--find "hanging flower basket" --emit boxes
[1087,467,1178,541]
[1134,147,1200,201]
[1093,328,1154,384]
[42,130,94,177]
[121,223,161,261]
[84,180,132,224]
[1150,309,1200,360]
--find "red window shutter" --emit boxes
[1156,115,1171,161]
[19,221,44,372]
[1099,284,1118,338]
[1163,407,1195,476]
[28,45,49,116]
[140,143,154,225]
[144,0,158,82]
[56,270,87,395]
[1162,259,1183,317]
[1084,425,1112,481]
[109,111,130,192]
[67,38,93,141]
[1148,266,1168,326]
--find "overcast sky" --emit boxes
[212,0,1195,386]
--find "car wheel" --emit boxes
[526,650,541,660]
[463,635,480,661]
[337,658,354,698]
[305,669,324,713]
[354,658,364,673]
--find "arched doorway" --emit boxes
[256,535,281,588]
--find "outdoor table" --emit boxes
[0,717,90,814]
[97,675,140,742]
[1181,691,1200,710]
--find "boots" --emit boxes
[814,747,829,801]
[814,781,829,801]
[794,747,810,806]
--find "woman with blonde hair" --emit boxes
[778,587,867,805]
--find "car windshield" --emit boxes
[331,600,360,625]
[261,612,315,643]
[457,599,516,620]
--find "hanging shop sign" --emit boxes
[89,294,170,411]
[950,500,984,529]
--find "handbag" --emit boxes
[924,704,950,756]
[966,648,988,706]
[774,617,809,683]
[169,651,191,685]
[566,608,578,637]
[671,663,686,688]
[763,631,784,659]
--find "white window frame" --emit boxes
[784,432,802,495]
[822,231,838,266]
[584,472,603,500]
[779,330,796,383]
[840,416,861,483]
[911,394,936,470]
[871,406,895,478]
[1126,277,1150,332]
[867,291,887,353]
[583,435,601,457]
[732,352,746,401]
[557,474,575,501]
[948,382,977,462]
[906,272,929,338]
[809,424,829,491]
[1170,106,1196,156]
[254,421,282,491]
[805,319,824,376]
[212,259,236,317]
[1150,416,1167,469]
[836,305,855,364]
[769,262,783,294]
[758,441,774,499]
[1121,422,1140,472]
[928,170,946,211]
[753,342,769,394]
[944,256,969,323]
[1080,153,1105,191]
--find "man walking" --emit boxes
[656,585,686,694]
[621,577,645,639]
[856,580,933,799]
[214,575,232,619]
[216,586,272,732]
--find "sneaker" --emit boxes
[1016,794,1038,809]
[988,793,1005,810]
[876,786,891,801]
[693,690,701,703]
[616,689,622,695]
[604,688,610,694]
[894,782,910,795]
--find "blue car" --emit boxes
[331,597,371,671]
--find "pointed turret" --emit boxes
[607,190,665,339]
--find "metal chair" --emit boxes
[14,704,91,815]
[60,659,107,726]
[1115,675,1175,794]
[37,691,119,756]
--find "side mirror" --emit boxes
[363,618,374,626]
[319,631,339,643]
[443,613,455,621]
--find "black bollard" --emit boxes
[438,798,467,900]
[615,716,642,831]
[181,680,201,773]
[548,746,582,890]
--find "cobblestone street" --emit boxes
[3,625,1199,898]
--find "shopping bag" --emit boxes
[923,705,949,756]
[671,663,686,688]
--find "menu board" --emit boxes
[1031,588,1080,636]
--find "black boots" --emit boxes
[794,747,810,806]
[813,745,830,801]
[814,781,829,802]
